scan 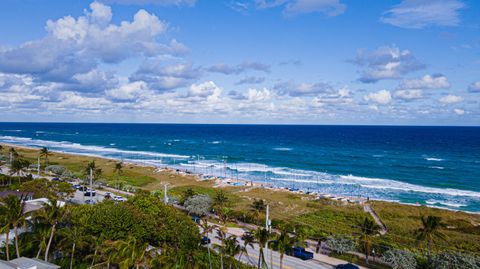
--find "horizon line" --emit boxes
[0,121,479,128]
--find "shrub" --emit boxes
[382,249,417,269]
[325,236,355,254]
[433,251,480,269]
[184,194,212,216]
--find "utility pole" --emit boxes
[265,204,270,231]
[90,168,93,202]
[37,157,40,177]
[164,184,169,204]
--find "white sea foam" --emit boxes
[273,147,293,151]
[426,199,467,208]
[339,174,480,198]
[429,166,444,170]
[425,157,444,162]
[0,135,189,159]
[3,130,22,132]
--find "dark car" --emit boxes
[336,264,360,269]
[286,247,314,260]
[78,186,88,192]
[84,190,96,197]
[192,216,201,224]
[200,236,211,245]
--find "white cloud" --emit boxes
[468,81,480,92]
[100,0,197,6]
[247,88,272,101]
[207,61,270,75]
[353,45,425,83]
[454,108,465,115]
[274,80,333,96]
[256,0,346,17]
[188,81,222,99]
[0,1,173,84]
[394,89,423,100]
[363,90,392,105]
[106,81,150,101]
[131,60,200,92]
[398,74,450,90]
[439,94,463,104]
[381,0,465,29]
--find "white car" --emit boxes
[113,195,126,202]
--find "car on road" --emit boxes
[286,246,314,260]
[191,216,201,224]
[335,264,360,269]
[200,236,211,245]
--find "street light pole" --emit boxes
[90,168,93,202]
[164,184,169,204]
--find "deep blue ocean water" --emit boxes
[1,123,479,212]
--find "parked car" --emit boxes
[85,199,96,205]
[286,247,314,260]
[84,190,96,196]
[200,236,211,245]
[113,195,126,202]
[335,264,360,269]
[78,186,88,192]
[104,192,112,199]
[72,184,81,190]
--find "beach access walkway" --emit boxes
[364,203,388,235]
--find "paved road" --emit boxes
[207,229,334,269]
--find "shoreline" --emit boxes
[1,141,479,215]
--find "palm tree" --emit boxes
[114,161,123,190]
[359,217,379,264]
[214,190,229,208]
[215,226,228,269]
[85,161,102,184]
[200,219,216,269]
[59,226,87,269]
[239,231,255,265]
[254,227,270,269]
[39,198,65,262]
[39,147,50,173]
[273,226,294,269]
[250,199,266,225]
[9,148,18,163]
[116,236,148,269]
[0,200,12,260]
[1,195,27,259]
[224,235,242,269]
[415,215,446,263]
[93,240,118,269]
[10,158,30,182]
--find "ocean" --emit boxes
[0,123,479,212]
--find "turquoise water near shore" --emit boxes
[0,123,479,212]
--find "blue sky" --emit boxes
[0,0,479,125]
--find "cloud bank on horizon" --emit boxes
[0,0,478,125]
